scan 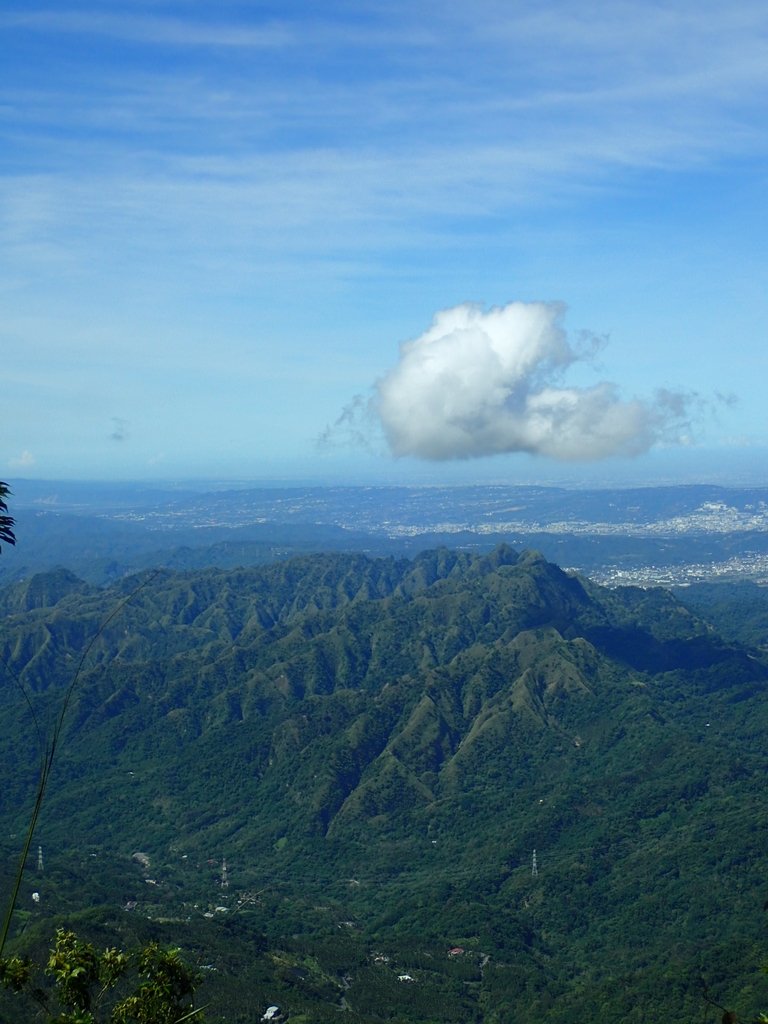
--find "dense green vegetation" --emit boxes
[1,547,768,1021]
[676,580,768,649]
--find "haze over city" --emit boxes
[3,1,767,485]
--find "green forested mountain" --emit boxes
[675,580,768,649]
[1,547,768,1023]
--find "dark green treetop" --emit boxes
[0,481,15,551]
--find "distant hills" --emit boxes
[2,546,768,1022]
[4,480,768,587]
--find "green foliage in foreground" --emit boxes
[0,481,15,553]
[0,928,204,1023]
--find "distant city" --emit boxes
[6,479,768,589]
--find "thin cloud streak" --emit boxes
[0,113,758,277]
[4,2,768,260]
[6,4,768,146]
[1,12,295,48]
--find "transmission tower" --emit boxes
[221,857,229,889]
[37,845,44,873]
[531,849,538,877]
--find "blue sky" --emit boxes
[2,1,768,485]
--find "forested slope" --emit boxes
[1,547,767,1023]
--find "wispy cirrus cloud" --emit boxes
[5,3,768,164]
[0,11,294,47]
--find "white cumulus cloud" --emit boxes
[369,301,691,462]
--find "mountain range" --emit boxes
[1,546,768,1022]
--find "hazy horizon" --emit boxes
[8,442,768,496]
